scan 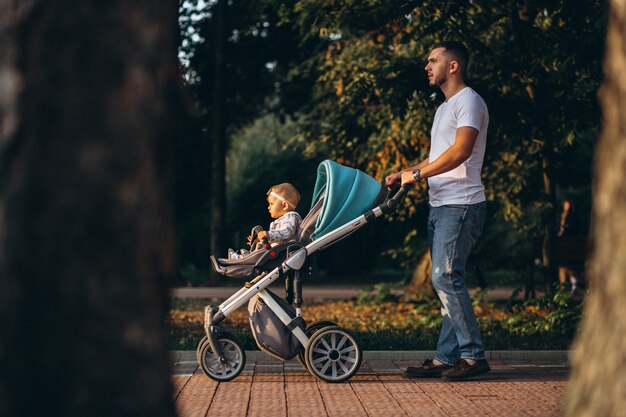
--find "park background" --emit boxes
[169,1,600,353]
[174,1,597,293]
[1,1,624,416]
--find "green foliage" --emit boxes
[176,1,326,282]
[281,0,603,214]
[179,0,306,127]
[179,263,209,287]
[176,1,604,284]
[169,293,582,350]
[504,291,581,335]
[356,281,403,305]
[276,0,603,281]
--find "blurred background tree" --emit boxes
[177,0,320,283]
[177,0,604,292]
[565,0,626,413]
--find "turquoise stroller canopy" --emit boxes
[310,160,386,240]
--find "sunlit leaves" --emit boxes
[168,293,581,349]
[177,0,604,280]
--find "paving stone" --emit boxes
[173,357,568,417]
[367,359,402,373]
[175,370,219,417]
[317,380,368,416]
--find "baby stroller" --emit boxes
[199,160,409,383]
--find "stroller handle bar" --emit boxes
[380,184,412,215]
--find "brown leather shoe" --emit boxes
[441,358,491,381]
[405,359,452,378]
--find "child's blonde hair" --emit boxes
[269,183,301,209]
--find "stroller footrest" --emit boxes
[210,255,226,274]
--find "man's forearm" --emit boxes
[420,145,469,179]
[420,126,478,180]
[402,159,429,173]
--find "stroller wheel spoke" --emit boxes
[340,345,356,354]
[338,361,350,374]
[320,361,331,375]
[321,338,332,352]
[225,349,238,360]
[312,347,328,355]
[330,333,336,349]
[224,360,235,372]
[332,362,338,379]
[313,356,327,365]
[340,355,356,363]
[336,335,348,351]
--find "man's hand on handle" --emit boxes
[386,170,421,191]
[385,172,402,190]
[401,171,417,186]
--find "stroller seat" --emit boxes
[210,192,326,279]
[210,241,302,279]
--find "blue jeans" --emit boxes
[427,202,487,365]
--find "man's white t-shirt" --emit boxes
[428,87,488,207]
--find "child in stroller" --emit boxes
[210,182,306,278]
[228,183,302,259]
[201,160,409,383]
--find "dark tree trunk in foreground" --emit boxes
[565,1,626,415]
[0,2,179,416]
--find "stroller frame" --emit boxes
[199,186,410,383]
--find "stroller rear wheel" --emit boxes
[296,320,338,370]
[198,335,246,382]
[304,326,362,383]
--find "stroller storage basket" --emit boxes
[248,289,305,360]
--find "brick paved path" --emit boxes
[172,357,568,417]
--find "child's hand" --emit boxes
[257,231,269,241]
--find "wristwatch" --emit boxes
[412,168,424,182]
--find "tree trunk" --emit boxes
[512,6,559,296]
[210,0,228,281]
[0,2,179,416]
[541,140,557,295]
[565,1,626,415]
[405,249,436,300]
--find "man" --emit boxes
[386,41,490,380]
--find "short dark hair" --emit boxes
[433,41,469,74]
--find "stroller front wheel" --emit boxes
[196,335,208,364]
[198,335,246,382]
[305,326,362,383]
